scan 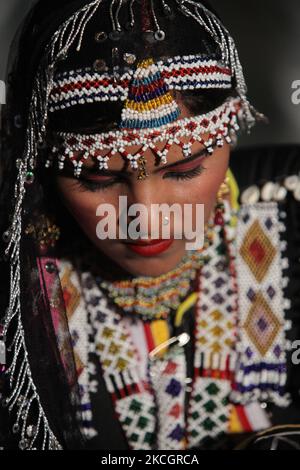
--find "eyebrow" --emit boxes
[153,147,209,171]
[77,147,210,177]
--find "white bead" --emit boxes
[273,184,287,202]
[241,185,260,205]
[261,181,276,202]
[294,182,300,201]
[284,175,299,191]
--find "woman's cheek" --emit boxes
[57,182,113,236]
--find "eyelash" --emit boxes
[76,164,206,192]
[163,165,206,181]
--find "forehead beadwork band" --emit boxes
[48,52,242,179]
[48,96,241,179]
[49,55,233,113]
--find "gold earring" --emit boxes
[214,176,230,226]
[217,175,230,200]
[25,214,60,251]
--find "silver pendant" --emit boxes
[0,340,6,370]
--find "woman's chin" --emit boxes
[91,239,187,278]
[115,250,187,277]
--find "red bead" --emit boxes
[214,211,224,226]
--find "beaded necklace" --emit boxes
[98,222,214,322]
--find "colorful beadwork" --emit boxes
[81,269,158,449]
[49,55,232,113]
[65,211,236,449]
[119,58,180,129]
[187,377,231,446]
[59,261,98,439]
[99,237,213,322]
[193,201,238,370]
[148,348,187,450]
[48,96,240,178]
[232,203,291,406]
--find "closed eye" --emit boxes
[162,164,206,181]
[76,175,124,192]
[70,152,208,192]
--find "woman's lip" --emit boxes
[125,239,174,256]
[125,239,170,246]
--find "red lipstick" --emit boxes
[125,239,174,257]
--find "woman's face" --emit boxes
[56,101,230,277]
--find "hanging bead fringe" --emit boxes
[3,0,104,450]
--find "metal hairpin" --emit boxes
[161,0,172,16]
[149,333,190,361]
[115,0,124,32]
[128,0,136,28]
[109,0,117,32]
[150,0,166,41]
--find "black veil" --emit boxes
[0,0,103,450]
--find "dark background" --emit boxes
[0,0,300,146]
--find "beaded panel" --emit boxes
[148,349,187,450]
[232,203,291,406]
[58,260,98,439]
[186,377,231,447]
[194,201,238,372]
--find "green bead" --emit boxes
[194,394,203,403]
[191,411,200,420]
[25,171,34,184]
[144,432,155,444]
[130,433,139,442]
[124,417,133,426]
[129,399,142,413]
[202,417,216,431]
[203,399,217,413]
[219,414,228,423]
[205,383,220,396]
[137,416,149,429]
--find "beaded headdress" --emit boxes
[1,0,258,450]
[44,0,258,179]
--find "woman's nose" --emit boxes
[127,178,158,207]
[124,179,170,237]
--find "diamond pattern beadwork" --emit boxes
[186,378,231,447]
[115,394,156,449]
[239,219,276,283]
[244,292,281,357]
[148,350,187,450]
[234,203,291,406]
[59,261,98,439]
